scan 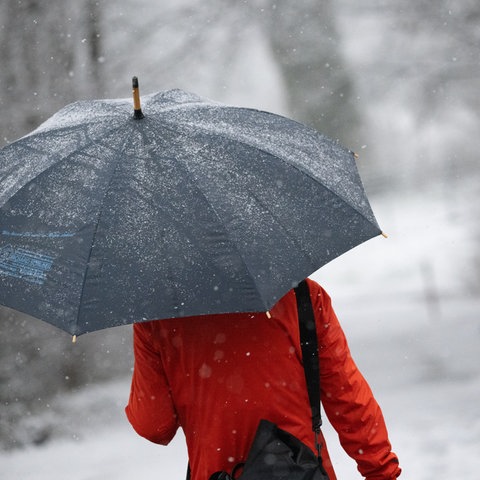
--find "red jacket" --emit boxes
[126,279,401,480]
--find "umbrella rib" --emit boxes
[131,126,194,315]
[1,121,126,206]
[160,113,377,228]
[0,129,87,204]
[241,185,317,270]
[147,118,265,300]
[235,142,375,227]
[231,142,381,243]
[247,145,377,231]
[74,132,135,330]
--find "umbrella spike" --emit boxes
[72,335,77,343]
[381,232,388,238]
[266,311,272,319]
[132,76,145,120]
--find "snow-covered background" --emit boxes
[1,1,479,479]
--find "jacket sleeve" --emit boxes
[309,280,401,480]
[125,322,179,445]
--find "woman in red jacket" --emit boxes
[126,278,401,480]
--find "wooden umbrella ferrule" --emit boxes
[132,76,144,119]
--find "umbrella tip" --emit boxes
[132,76,145,120]
[381,232,388,238]
[72,335,77,343]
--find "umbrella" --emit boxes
[0,78,383,338]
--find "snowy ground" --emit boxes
[1,182,479,479]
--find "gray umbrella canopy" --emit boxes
[0,87,382,336]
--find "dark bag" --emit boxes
[209,419,328,480]
[238,419,329,480]
[207,280,329,480]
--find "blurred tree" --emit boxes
[0,306,133,449]
[0,0,104,147]
[258,0,362,147]
[343,0,480,190]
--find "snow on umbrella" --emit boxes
[0,78,383,338]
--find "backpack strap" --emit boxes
[294,280,322,449]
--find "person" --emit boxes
[126,278,401,480]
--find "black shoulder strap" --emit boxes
[294,280,322,435]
